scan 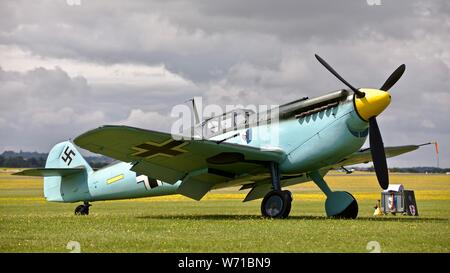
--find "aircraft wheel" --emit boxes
[332,192,358,219]
[261,190,292,219]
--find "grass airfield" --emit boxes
[0,169,449,253]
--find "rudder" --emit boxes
[44,141,92,202]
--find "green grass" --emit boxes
[0,169,449,252]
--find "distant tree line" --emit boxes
[354,166,450,174]
[0,151,113,169]
[0,155,46,168]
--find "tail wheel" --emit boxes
[75,205,85,215]
[74,203,90,215]
[261,190,292,219]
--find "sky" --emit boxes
[0,0,449,167]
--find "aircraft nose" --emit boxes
[354,88,391,121]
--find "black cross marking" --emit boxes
[61,146,76,166]
[132,140,187,159]
[136,174,161,190]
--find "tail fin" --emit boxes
[14,141,92,202]
[45,141,93,172]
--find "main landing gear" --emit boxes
[309,171,358,219]
[261,162,293,218]
[75,201,91,216]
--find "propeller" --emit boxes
[369,117,389,189]
[371,63,405,189]
[315,54,406,190]
[314,54,366,98]
[380,64,406,91]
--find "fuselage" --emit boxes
[55,91,369,203]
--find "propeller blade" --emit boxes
[380,64,406,91]
[369,117,389,189]
[315,54,365,98]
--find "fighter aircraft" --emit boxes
[14,55,432,219]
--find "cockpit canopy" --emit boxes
[201,108,256,139]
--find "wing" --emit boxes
[74,125,285,200]
[244,143,430,202]
[331,144,427,168]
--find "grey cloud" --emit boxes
[0,66,189,152]
[0,0,449,166]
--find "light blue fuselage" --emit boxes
[47,93,368,202]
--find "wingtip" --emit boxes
[417,142,436,147]
[73,125,117,145]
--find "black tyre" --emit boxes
[261,190,292,218]
[281,191,293,218]
[74,205,85,215]
[82,205,90,215]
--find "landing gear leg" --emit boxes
[75,201,91,216]
[309,171,358,219]
[261,162,292,218]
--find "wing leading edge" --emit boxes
[332,143,432,168]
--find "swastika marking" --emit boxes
[61,146,76,166]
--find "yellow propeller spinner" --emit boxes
[354,88,391,121]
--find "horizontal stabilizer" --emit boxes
[13,167,85,177]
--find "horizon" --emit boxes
[0,148,445,169]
